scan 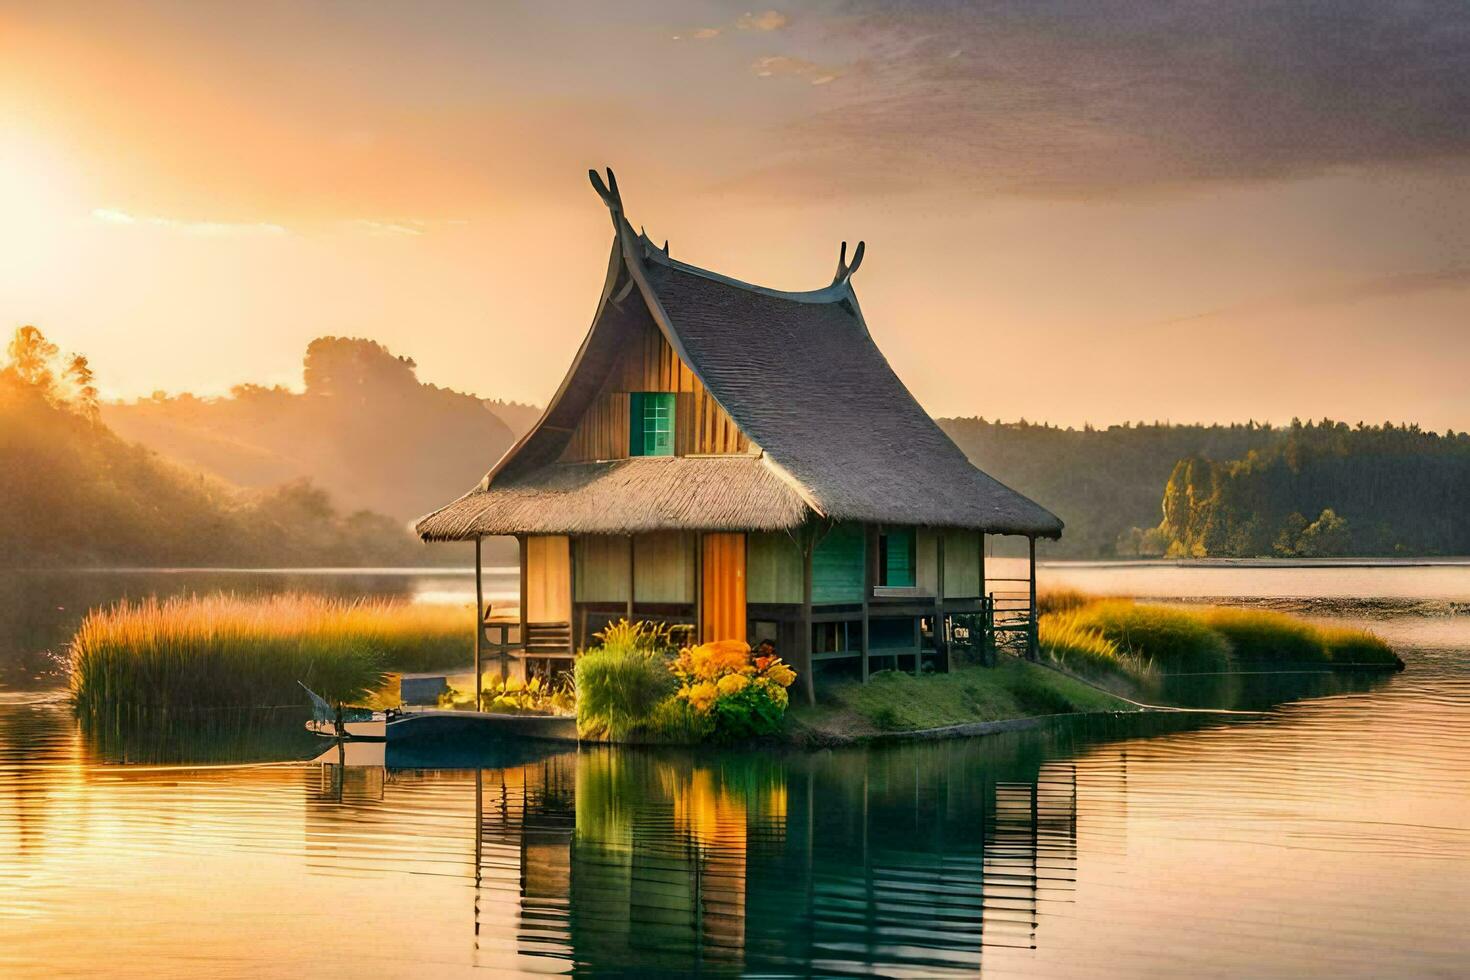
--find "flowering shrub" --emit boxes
[670,640,797,739]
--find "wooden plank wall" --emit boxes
[574,536,630,603]
[917,529,940,595]
[747,532,803,604]
[942,530,982,598]
[701,532,747,642]
[633,532,696,603]
[561,318,749,461]
[526,535,572,622]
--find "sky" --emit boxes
[2,0,1468,429]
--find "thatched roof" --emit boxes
[416,169,1062,541]
[416,456,808,538]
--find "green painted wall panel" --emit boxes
[813,523,866,604]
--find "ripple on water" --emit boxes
[2,634,1468,976]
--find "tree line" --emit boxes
[0,327,436,568]
[940,416,1469,558]
[1158,420,1470,557]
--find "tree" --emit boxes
[64,354,100,421]
[6,325,59,394]
[1296,508,1352,558]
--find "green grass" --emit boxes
[69,592,472,711]
[794,658,1132,736]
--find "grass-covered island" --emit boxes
[792,591,1402,741]
[69,590,1401,744]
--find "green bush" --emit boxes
[647,698,716,743]
[574,646,676,741]
[708,682,788,739]
[1069,600,1231,673]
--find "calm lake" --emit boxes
[2,562,1468,976]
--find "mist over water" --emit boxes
[1,563,1468,976]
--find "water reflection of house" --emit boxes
[305,744,1081,973]
[473,748,1078,973]
[416,169,1062,703]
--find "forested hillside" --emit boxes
[0,328,432,568]
[1158,421,1470,557]
[939,418,1281,557]
[104,337,521,523]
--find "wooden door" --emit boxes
[701,533,746,643]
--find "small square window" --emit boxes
[630,392,675,456]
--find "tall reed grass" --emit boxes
[70,592,471,711]
[1037,593,1401,682]
[1203,608,1399,666]
[1038,612,1155,683]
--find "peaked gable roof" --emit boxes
[416,169,1062,540]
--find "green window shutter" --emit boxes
[628,392,644,456]
[812,523,866,603]
[880,528,916,587]
[629,392,675,457]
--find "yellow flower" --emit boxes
[687,681,718,712]
[766,663,796,688]
[716,673,750,696]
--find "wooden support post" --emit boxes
[474,536,484,704]
[936,531,949,674]
[979,532,993,667]
[1027,534,1039,661]
[515,535,527,682]
[799,531,816,707]
[861,524,875,683]
[625,534,635,621]
[694,531,704,643]
[568,536,580,652]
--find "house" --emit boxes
[416,169,1062,704]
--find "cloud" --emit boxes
[675,9,785,41]
[352,219,425,237]
[92,208,288,236]
[738,10,789,32]
[350,218,469,236]
[751,54,842,85]
[765,0,1470,195]
[1162,266,1470,325]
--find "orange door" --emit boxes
[701,533,747,643]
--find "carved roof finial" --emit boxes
[588,167,623,214]
[833,240,866,284]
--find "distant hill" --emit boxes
[938,418,1282,557]
[0,327,431,567]
[105,337,521,524]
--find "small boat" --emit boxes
[300,682,389,741]
[300,683,576,745]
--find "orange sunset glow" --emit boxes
[3,2,1468,427]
